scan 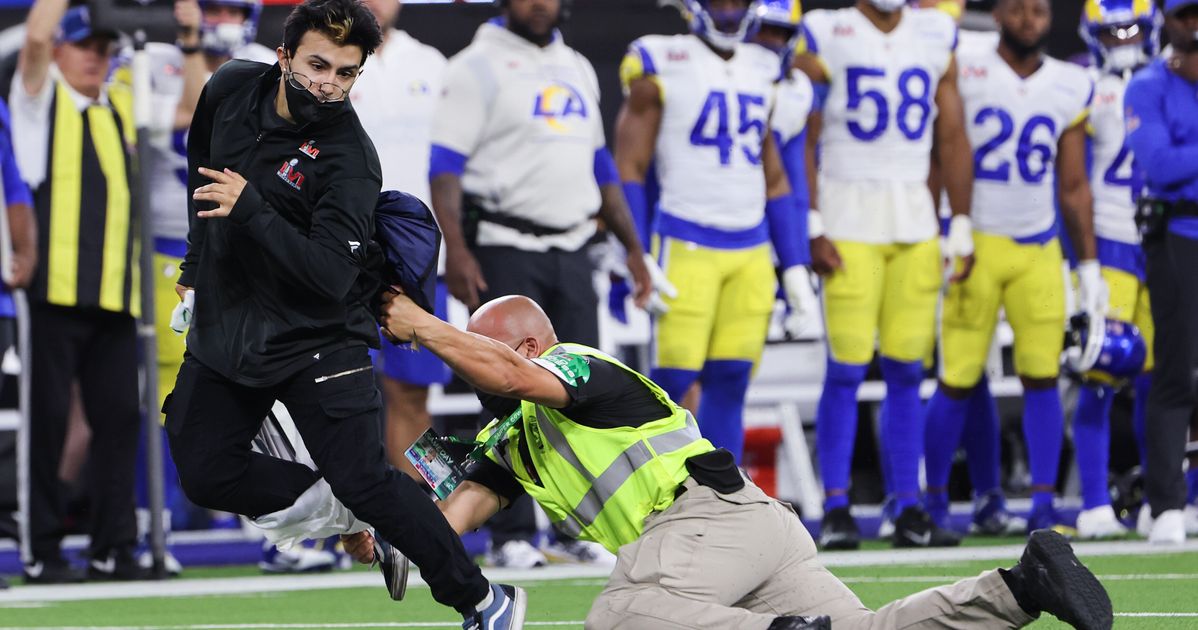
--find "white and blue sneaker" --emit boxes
[258,540,336,574]
[463,583,527,630]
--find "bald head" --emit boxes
[468,295,559,358]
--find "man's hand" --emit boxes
[175,0,201,47]
[782,266,822,339]
[193,167,248,218]
[444,246,488,310]
[175,283,193,301]
[8,250,35,288]
[379,290,426,343]
[944,214,976,283]
[341,531,375,565]
[810,236,843,276]
[625,250,653,308]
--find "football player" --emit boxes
[750,0,821,340]
[1071,0,1160,539]
[795,0,974,549]
[615,0,807,462]
[924,0,1104,535]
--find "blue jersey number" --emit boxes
[690,90,767,166]
[845,66,933,142]
[973,108,1056,184]
[1102,143,1135,188]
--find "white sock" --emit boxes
[474,586,495,612]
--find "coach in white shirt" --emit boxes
[428,0,651,569]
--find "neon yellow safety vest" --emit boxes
[477,343,714,552]
[33,79,139,315]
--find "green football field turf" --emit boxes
[1,551,1195,629]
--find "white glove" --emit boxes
[782,266,822,339]
[643,253,678,316]
[169,289,195,334]
[1076,259,1109,317]
[945,215,975,258]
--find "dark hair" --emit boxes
[281,0,383,64]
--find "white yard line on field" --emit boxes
[0,539,1194,605]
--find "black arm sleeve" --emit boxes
[179,82,215,288]
[226,175,381,301]
[466,456,526,506]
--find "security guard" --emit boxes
[363,293,1113,630]
[11,0,140,583]
[1124,0,1198,545]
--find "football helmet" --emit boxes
[1065,313,1148,384]
[1080,0,1161,75]
[668,0,763,53]
[752,0,803,69]
[199,0,262,57]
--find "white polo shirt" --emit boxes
[350,29,446,206]
[432,21,605,253]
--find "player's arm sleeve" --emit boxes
[228,174,381,301]
[594,147,619,187]
[617,41,662,250]
[430,57,490,162]
[766,131,810,269]
[1124,76,1198,187]
[179,82,216,288]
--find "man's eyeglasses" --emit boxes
[285,66,359,103]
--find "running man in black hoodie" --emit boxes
[166,1,526,627]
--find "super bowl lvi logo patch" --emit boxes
[277,158,304,191]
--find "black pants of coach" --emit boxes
[29,303,140,563]
[165,347,488,613]
[1143,229,1198,515]
[473,245,598,547]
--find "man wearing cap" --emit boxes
[10,0,141,583]
[1123,0,1198,545]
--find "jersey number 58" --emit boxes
[845,66,932,142]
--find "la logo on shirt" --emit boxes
[532,80,588,132]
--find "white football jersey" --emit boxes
[773,70,815,146]
[802,6,957,183]
[1088,71,1138,244]
[350,30,446,206]
[145,42,276,241]
[623,35,780,231]
[959,48,1093,239]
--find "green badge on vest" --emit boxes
[541,353,591,387]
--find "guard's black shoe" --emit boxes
[372,531,409,601]
[768,615,832,629]
[1006,530,1112,630]
[23,558,85,584]
[893,506,962,548]
[88,548,149,581]
[819,506,860,550]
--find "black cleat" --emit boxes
[1015,530,1113,630]
[893,506,962,548]
[88,547,149,581]
[768,615,832,629]
[372,531,409,601]
[819,506,861,550]
[24,558,85,584]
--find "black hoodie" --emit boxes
[179,60,383,387]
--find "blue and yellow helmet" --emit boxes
[199,0,262,57]
[750,0,803,75]
[670,0,763,53]
[1079,0,1161,74]
[1065,313,1148,385]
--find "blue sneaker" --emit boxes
[1026,504,1077,538]
[463,583,526,630]
[970,490,1027,536]
[924,492,949,529]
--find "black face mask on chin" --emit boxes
[1000,28,1047,59]
[282,65,348,127]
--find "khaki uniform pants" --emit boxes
[586,479,1035,630]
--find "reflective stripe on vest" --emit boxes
[536,406,703,537]
[40,80,138,315]
[483,343,714,550]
